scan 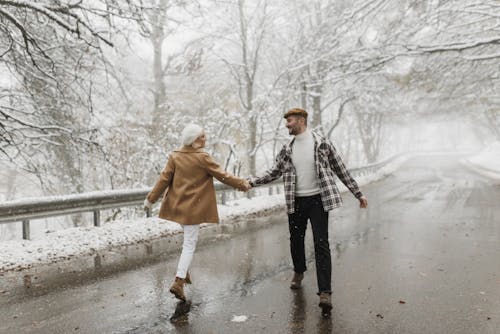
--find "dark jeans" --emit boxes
[288,194,331,294]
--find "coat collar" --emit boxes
[174,146,205,153]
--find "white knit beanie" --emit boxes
[181,123,204,146]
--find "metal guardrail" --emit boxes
[0,153,406,240]
[0,181,282,240]
[349,152,407,177]
[0,188,150,226]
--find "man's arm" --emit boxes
[249,146,286,187]
[326,142,363,199]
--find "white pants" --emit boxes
[176,224,200,278]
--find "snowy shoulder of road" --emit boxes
[0,155,407,272]
[0,194,286,272]
[461,141,500,181]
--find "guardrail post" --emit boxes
[22,220,30,240]
[94,254,102,269]
[23,274,32,288]
[93,210,100,227]
[146,243,153,255]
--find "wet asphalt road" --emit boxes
[1,154,500,334]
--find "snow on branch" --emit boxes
[0,107,72,134]
[0,0,113,47]
[407,36,500,54]
[462,53,500,61]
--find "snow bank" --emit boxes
[462,142,500,181]
[0,194,286,272]
[231,315,249,322]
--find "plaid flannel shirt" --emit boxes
[250,131,363,214]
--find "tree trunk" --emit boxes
[484,109,500,141]
[246,69,257,176]
[310,85,323,132]
[356,111,383,163]
[239,0,258,176]
[150,0,168,136]
[300,80,307,110]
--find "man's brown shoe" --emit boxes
[169,277,187,301]
[318,292,332,312]
[290,272,304,289]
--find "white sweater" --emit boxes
[291,130,320,196]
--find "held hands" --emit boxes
[239,180,252,192]
[359,196,368,208]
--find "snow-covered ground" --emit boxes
[0,194,286,272]
[0,153,442,272]
[461,141,500,181]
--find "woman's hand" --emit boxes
[144,198,153,210]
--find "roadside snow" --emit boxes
[462,141,500,181]
[0,194,285,272]
[0,218,181,272]
[0,156,407,272]
[231,315,249,322]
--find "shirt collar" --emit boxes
[294,129,311,141]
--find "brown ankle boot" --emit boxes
[318,292,332,311]
[169,277,187,301]
[185,272,192,284]
[290,272,304,290]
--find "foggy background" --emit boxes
[0,0,498,240]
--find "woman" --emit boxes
[144,124,250,301]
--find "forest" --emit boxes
[0,0,498,208]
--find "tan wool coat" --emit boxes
[146,146,247,225]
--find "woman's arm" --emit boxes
[202,153,248,190]
[146,154,175,203]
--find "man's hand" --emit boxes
[359,196,368,208]
[144,198,153,211]
[240,180,252,192]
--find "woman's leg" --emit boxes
[175,224,200,278]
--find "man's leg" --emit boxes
[288,197,309,276]
[309,195,331,295]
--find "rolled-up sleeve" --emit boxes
[250,146,286,187]
[327,143,363,199]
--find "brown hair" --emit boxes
[284,108,308,125]
[284,108,308,119]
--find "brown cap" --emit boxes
[284,108,308,119]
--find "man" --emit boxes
[249,108,368,315]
